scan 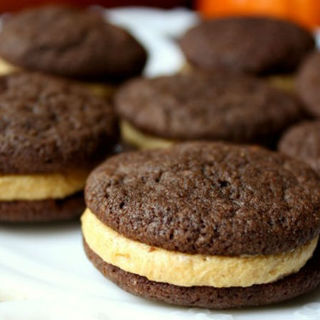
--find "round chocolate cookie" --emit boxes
[180,17,314,75]
[279,121,320,174]
[0,72,118,174]
[85,142,320,256]
[296,52,320,117]
[84,240,320,309]
[0,72,118,222]
[83,142,320,308]
[0,5,147,81]
[115,73,302,146]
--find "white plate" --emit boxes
[0,8,319,320]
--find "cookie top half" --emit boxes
[86,142,320,256]
[279,121,320,174]
[296,52,320,117]
[0,72,118,174]
[180,17,315,74]
[0,6,147,80]
[115,73,302,143]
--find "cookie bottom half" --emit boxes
[83,239,320,309]
[0,192,85,223]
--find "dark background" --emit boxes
[0,0,193,12]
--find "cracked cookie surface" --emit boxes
[86,142,320,256]
[0,72,118,174]
[115,73,302,144]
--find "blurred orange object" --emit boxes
[197,0,320,29]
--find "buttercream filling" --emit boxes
[0,57,19,75]
[82,208,318,288]
[0,170,88,201]
[0,57,115,98]
[120,120,174,150]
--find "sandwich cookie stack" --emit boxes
[278,52,320,173]
[295,51,320,117]
[179,16,315,90]
[115,72,302,149]
[82,142,320,308]
[0,72,118,222]
[0,5,147,98]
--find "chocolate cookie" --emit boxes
[0,72,118,173]
[0,72,118,222]
[296,52,320,117]
[0,5,147,81]
[115,73,302,148]
[180,17,314,75]
[0,192,84,223]
[82,142,320,308]
[279,121,320,174]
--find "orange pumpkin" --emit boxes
[197,0,320,29]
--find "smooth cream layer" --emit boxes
[0,58,114,98]
[82,209,318,288]
[267,74,295,92]
[121,120,174,150]
[0,170,88,201]
[0,57,19,75]
[84,81,116,98]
